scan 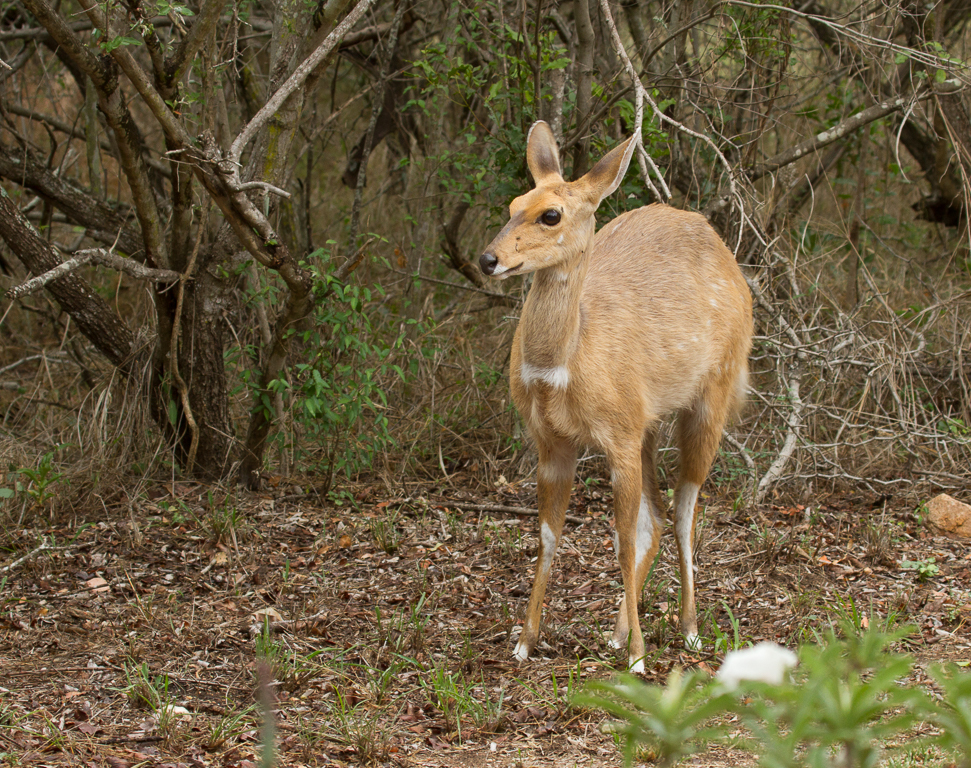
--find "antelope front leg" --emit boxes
[514,440,576,662]
[609,456,654,673]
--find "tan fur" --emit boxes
[480,121,753,671]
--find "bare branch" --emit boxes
[19,0,107,88]
[755,367,804,504]
[229,0,376,168]
[236,181,292,198]
[166,0,231,85]
[6,248,181,300]
[599,0,732,206]
[751,82,962,181]
[75,0,195,152]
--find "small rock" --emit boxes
[926,493,971,537]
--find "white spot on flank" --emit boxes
[710,298,719,308]
[521,362,570,389]
[611,220,626,235]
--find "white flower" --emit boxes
[716,641,798,690]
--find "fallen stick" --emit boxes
[0,538,52,574]
[445,500,589,526]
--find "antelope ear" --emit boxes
[525,121,563,185]
[582,135,638,205]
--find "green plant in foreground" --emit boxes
[930,664,971,767]
[740,628,920,768]
[576,668,734,767]
[577,627,971,768]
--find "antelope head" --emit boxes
[479,121,637,280]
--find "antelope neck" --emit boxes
[519,250,589,374]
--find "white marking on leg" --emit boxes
[539,521,558,577]
[520,362,570,389]
[628,657,645,674]
[634,494,656,571]
[675,483,700,549]
[676,482,701,646]
[513,640,530,661]
[538,461,572,484]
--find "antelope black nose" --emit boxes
[479,252,499,275]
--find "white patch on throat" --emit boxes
[521,362,570,389]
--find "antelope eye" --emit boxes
[541,209,561,226]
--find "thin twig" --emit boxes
[390,268,521,302]
[345,0,406,256]
[169,203,209,474]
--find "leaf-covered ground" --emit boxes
[1,479,970,767]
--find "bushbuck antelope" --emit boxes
[479,121,753,672]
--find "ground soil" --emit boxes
[1,478,970,767]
